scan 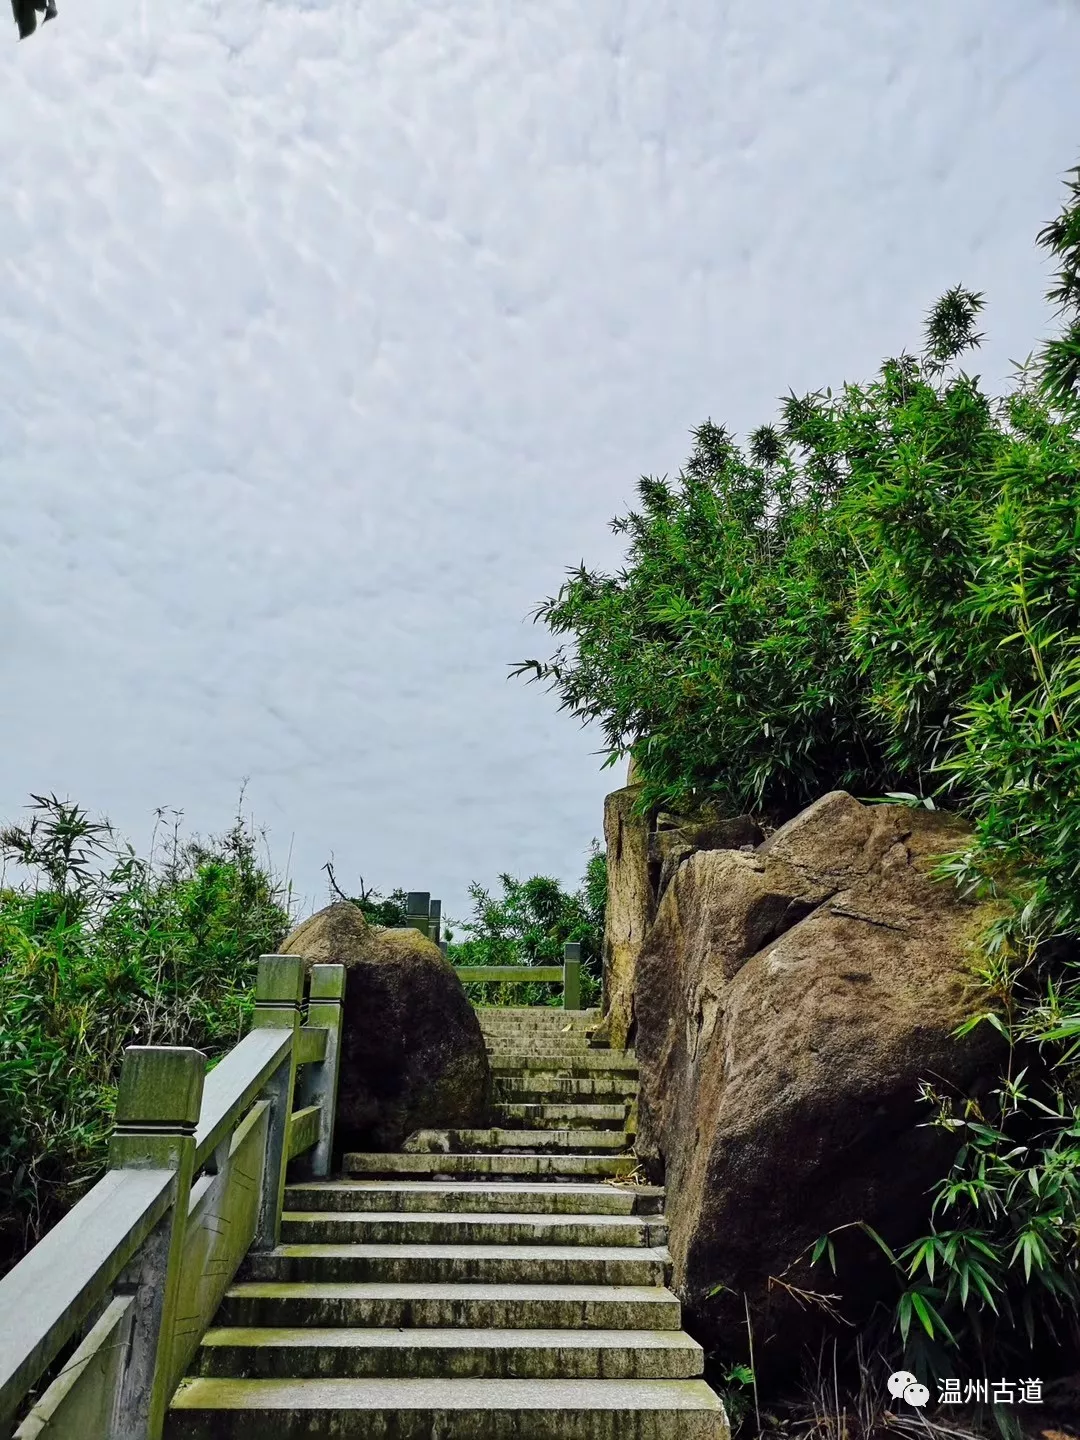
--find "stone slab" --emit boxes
[279,1211,668,1248]
[194,1326,703,1380]
[342,1152,638,1180]
[283,1182,663,1215]
[402,1128,630,1154]
[214,1282,684,1331]
[168,1376,730,1440]
[240,1243,672,1286]
[489,1052,638,1074]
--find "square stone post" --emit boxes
[563,942,582,1011]
[406,892,431,938]
[108,1045,205,1440]
[251,954,303,1251]
[292,963,346,1179]
[428,898,442,945]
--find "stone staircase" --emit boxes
[167,1006,729,1438]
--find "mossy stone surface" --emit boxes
[280,903,491,1155]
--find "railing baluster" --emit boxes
[250,955,304,1252]
[108,1045,205,1440]
[563,942,582,1011]
[292,963,346,1179]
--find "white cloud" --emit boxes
[1,0,1078,921]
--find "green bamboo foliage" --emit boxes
[514,163,1080,1384]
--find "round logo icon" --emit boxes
[887,1372,918,1400]
[887,1371,929,1407]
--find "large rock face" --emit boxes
[281,902,491,1153]
[593,783,654,1050]
[595,774,763,1050]
[634,791,1007,1371]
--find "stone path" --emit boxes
[168,1006,729,1438]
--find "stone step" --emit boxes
[240,1243,671,1287]
[168,1376,729,1439]
[193,1326,704,1380]
[283,1181,664,1215]
[493,1073,639,1100]
[480,1032,601,1044]
[280,1211,668,1248]
[342,1151,639,1180]
[489,1048,613,1059]
[215,1282,684,1331]
[481,1031,618,1044]
[485,1037,600,1048]
[479,1023,598,1035]
[489,1051,637,1074]
[480,1033,602,1047]
[475,1008,601,1025]
[492,1102,627,1129]
[402,1128,630,1154]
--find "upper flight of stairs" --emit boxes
[167,1006,729,1438]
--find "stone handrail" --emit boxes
[0,953,345,1440]
[401,894,586,1010]
[453,943,584,1010]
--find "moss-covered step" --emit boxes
[401,1127,630,1154]
[481,1040,603,1051]
[193,1325,704,1380]
[488,1051,638,1074]
[341,1151,639,1180]
[239,1242,671,1286]
[492,1073,639,1100]
[492,1102,628,1129]
[167,1376,730,1440]
[279,1210,668,1248]
[475,1008,601,1027]
[284,1180,663,1214]
[214,1281,684,1331]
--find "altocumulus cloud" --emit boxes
[0,0,1078,921]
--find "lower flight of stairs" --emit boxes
[168,1006,729,1438]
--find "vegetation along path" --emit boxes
[167,1005,729,1438]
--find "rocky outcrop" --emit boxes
[592,783,655,1050]
[594,768,763,1050]
[634,791,1007,1371]
[281,902,491,1154]
[651,808,764,906]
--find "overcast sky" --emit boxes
[1,1,1078,927]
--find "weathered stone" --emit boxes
[215,1280,682,1330]
[163,1001,729,1438]
[168,1376,728,1438]
[280,903,490,1154]
[649,810,764,906]
[593,784,655,1051]
[595,774,764,1050]
[634,791,1009,1371]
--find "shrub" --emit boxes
[323,862,410,928]
[0,794,291,1275]
[444,847,606,1008]
[513,163,1080,1389]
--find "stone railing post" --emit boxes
[406,891,431,938]
[251,954,303,1251]
[292,963,346,1179]
[108,1045,205,1440]
[563,942,582,1011]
